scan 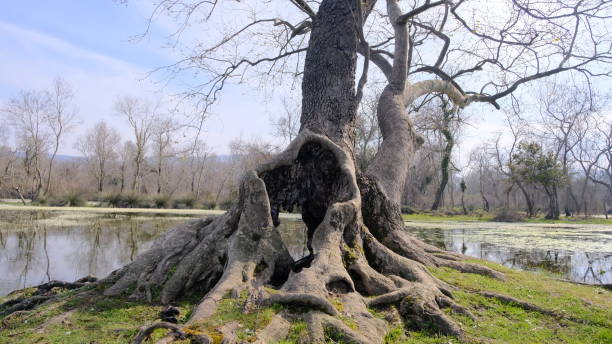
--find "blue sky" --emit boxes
[2,1,608,164]
[0,0,283,155]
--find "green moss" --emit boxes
[188,291,282,342]
[274,321,308,344]
[330,297,345,313]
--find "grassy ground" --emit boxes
[1,260,609,344]
[402,213,612,225]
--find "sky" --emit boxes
[0,1,607,165]
[0,0,285,156]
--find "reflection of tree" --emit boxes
[581,253,605,284]
[16,230,36,289]
[87,221,102,276]
[43,227,50,282]
[129,222,137,261]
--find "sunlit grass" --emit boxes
[1,261,610,344]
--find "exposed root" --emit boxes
[367,283,475,337]
[439,261,506,280]
[253,312,292,344]
[1,310,32,329]
[478,291,574,320]
[132,321,210,344]
[34,276,98,295]
[84,131,515,343]
[0,295,55,317]
[305,311,372,344]
[266,293,339,316]
[0,276,98,317]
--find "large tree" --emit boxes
[8,0,611,342]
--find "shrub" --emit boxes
[101,192,146,208]
[123,193,143,208]
[152,195,171,208]
[49,192,85,207]
[173,195,198,209]
[102,193,123,207]
[201,201,217,210]
[492,209,524,222]
[31,197,48,206]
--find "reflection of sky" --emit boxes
[407,225,612,284]
[0,217,184,296]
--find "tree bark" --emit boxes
[545,186,560,220]
[431,110,454,210]
[516,181,535,217]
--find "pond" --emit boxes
[0,209,307,297]
[0,209,610,296]
[405,221,612,285]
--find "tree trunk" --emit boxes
[132,153,142,192]
[516,182,535,217]
[545,186,560,220]
[93,1,506,342]
[431,125,453,210]
[480,188,490,212]
[479,172,490,212]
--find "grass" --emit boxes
[402,212,612,225]
[2,261,609,344]
[186,291,282,342]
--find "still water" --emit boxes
[405,221,611,285]
[0,210,609,296]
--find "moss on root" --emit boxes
[1,260,610,344]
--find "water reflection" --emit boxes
[406,225,611,284]
[0,210,185,296]
[1,210,609,296]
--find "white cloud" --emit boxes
[0,19,284,156]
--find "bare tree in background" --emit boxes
[115,96,158,192]
[271,97,300,144]
[430,99,462,210]
[117,141,136,193]
[535,81,593,216]
[469,144,493,212]
[355,89,382,170]
[43,78,77,196]
[0,127,20,200]
[495,111,537,217]
[76,121,121,192]
[185,140,210,199]
[3,90,51,200]
[152,117,181,194]
[574,118,612,215]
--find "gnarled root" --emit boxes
[92,131,507,343]
[0,276,98,317]
[478,291,577,321]
[133,321,210,344]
